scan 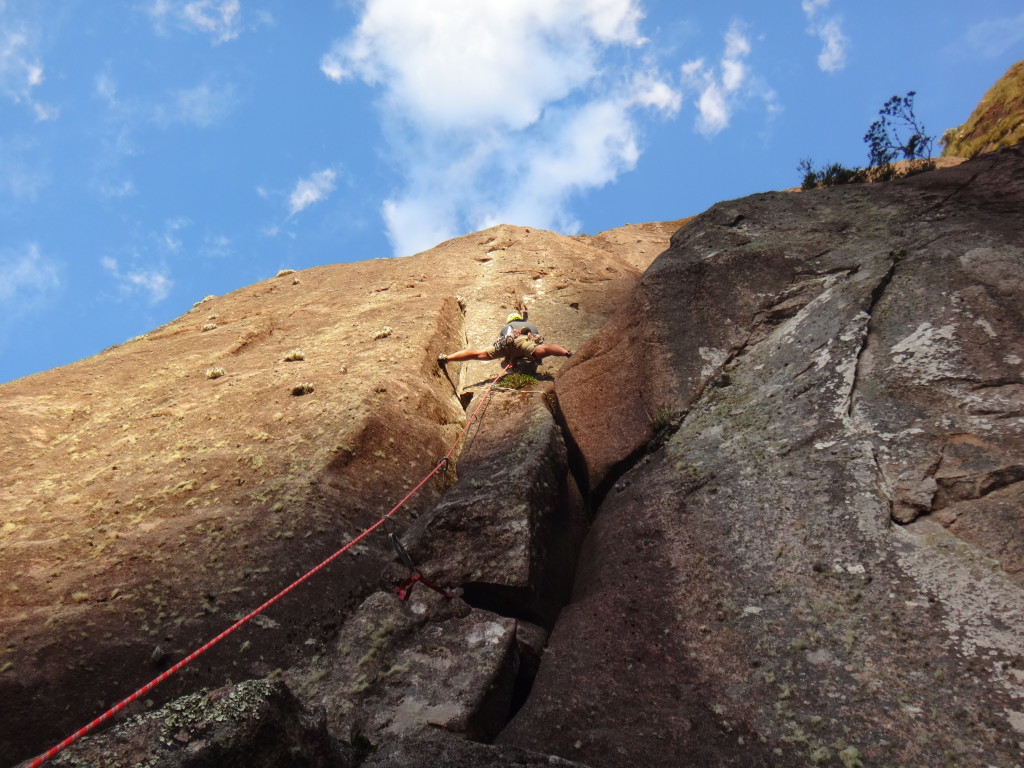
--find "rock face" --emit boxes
[504,146,1024,767]
[6,84,1024,768]
[0,221,679,766]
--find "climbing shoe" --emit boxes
[437,354,448,367]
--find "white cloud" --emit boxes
[324,0,647,131]
[319,53,347,84]
[322,0,679,256]
[964,12,1024,58]
[90,72,238,195]
[32,101,58,121]
[486,98,645,228]
[680,21,755,136]
[95,73,118,105]
[147,0,243,44]
[101,256,173,303]
[127,271,172,302]
[815,20,849,72]
[0,243,59,307]
[382,88,669,256]
[632,73,682,113]
[288,168,338,216]
[801,0,830,19]
[802,1,849,73]
[0,22,55,119]
[99,218,187,304]
[382,197,459,259]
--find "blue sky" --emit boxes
[1,0,1022,384]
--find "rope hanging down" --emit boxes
[26,364,510,768]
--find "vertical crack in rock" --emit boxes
[384,384,592,742]
[846,252,900,419]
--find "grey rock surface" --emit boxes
[47,679,348,768]
[287,590,520,746]
[398,386,587,627]
[507,147,1024,767]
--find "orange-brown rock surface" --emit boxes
[0,221,680,765]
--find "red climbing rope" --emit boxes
[25,364,511,768]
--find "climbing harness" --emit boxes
[492,326,517,355]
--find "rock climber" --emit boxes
[438,312,572,369]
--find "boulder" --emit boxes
[48,679,348,768]
[287,590,521,747]
[396,386,587,627]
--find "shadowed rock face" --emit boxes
[503,147,1024,767]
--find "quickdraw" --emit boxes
[388,532,453,602]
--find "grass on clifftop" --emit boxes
[942,60,1024,158]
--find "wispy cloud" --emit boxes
[96,71,238,128]
[98,217,189,303]
[0,20,58,119]
[962,12,1024,58]
[158,79,239,127]
[0,135,48,202]
[321,0,679,256]
[200,233,232,258]
[90,72,239,195]
[0,242,60,308]
[101,256,173,303]
[161,217,190,252]
[96,179,137,199]
[288,168,338,216]
[146,0,244,45]
[801,0,830,17]
[802,0,849,73]
[680,21,772,137]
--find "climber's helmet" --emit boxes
[506,313,524,323]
